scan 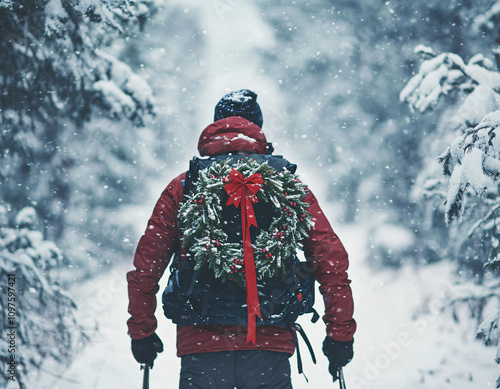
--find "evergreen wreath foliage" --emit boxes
[179,158,314,285]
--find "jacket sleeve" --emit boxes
[303,189,356,342]
[126,173,185,339]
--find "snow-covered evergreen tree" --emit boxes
[0,0,158,274]
[0,1,160,385]
[400,3,500,380]
[0,205,86,388]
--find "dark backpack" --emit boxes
[162,153,318,328]
[162,153,319,375]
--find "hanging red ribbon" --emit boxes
[224,168,263,344]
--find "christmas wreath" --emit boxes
[179,158,314,286]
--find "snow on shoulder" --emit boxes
[233,133,257,142]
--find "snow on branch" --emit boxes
[400,46,500,130]
[472,1,500,35]
[439,111,500,223]
[93,49,155,125]
[477,307,500,346]
[400,50,467,113]
[0,0,12,9]
[441,280,500,344]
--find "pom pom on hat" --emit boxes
[214,89,263,128]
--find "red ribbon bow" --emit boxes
[224,168,263,344]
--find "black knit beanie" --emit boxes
[214,89,263,128]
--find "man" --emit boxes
[127,89,356,388]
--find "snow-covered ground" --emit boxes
[30,219,497,388]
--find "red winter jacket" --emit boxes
[127,116,356,357]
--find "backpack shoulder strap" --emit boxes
[183,156,198,198]
[261,154,297,174]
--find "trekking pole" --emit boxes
[141,363,150,389]
[337,368,346,389]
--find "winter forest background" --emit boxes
[1,1,500,388]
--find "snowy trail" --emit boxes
[169,0,286,154]
[32,220,497,389]
[31,2,498,388]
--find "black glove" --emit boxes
[322,337,353,382]
[131,333,164,367]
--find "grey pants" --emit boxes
[179,350,292,389]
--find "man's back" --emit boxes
[127,89,356,388]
